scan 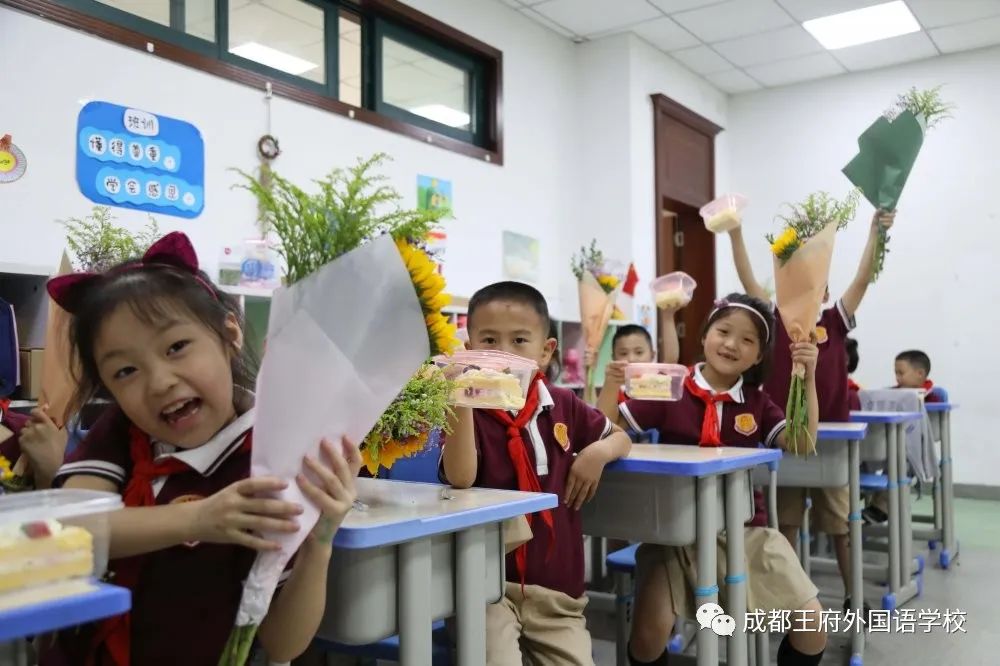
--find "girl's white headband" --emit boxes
[709,300,771,342]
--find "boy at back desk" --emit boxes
[863,349,942,524]
[440,281,632,666]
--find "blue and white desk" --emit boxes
[751,422,868,666]
[848,411,923,610]
[0,581,131,664]
[316,478,556,666]
[582,444,781,666]
[919,403,959,568]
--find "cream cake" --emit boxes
[628,373,675,400]
[654,290,687,310]
[705,208,741,233]
[452,367,526,410]
[0,519,93,594]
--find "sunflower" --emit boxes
[0,455,11,481]
[396,239,458,355]
[362,433,430,476]
[769,226,800,261]
[597,273,620,293]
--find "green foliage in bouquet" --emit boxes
[234,153,448,285]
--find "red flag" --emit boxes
[617,263,640,320]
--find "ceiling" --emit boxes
[500,0,1000,93]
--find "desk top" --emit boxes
[850,411,923,424]
[604,444,781,477]
[818,422,869,440]
[0,582,130,642]
[925,403,957,413]
[334,478,557,549]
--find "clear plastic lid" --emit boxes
[0,489,123,526]
[432,350,539,408]
[699,193,748,233]
[650,272,697,309]
[624,363,688,402]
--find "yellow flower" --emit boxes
[0,455,12,481]
[770,227,799,257]
[362,433,430,475]
[597,274,619,292]
[397,239,455,354]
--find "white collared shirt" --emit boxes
[150,408,256,498]
[515,379,555,476]
[692,363,745,431]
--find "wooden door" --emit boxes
[651,94,722,365]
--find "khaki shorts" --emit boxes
[636,527,819,620]
[777,486,850,536]
[486,583,594,666]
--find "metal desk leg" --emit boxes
[941,412,958,568]
[725,472,748,666]
[849,438,865,665]
[456,526,487,666]
[768,463,779,529]
[613,570,630,666]
[399,538,433,665]
[696,475,719,666]
[886,424,901,601]
[897,423,914,589]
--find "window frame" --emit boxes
[2,0,503,163]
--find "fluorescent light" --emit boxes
[803,1,920,50]
[230,42,317,75]
[409,104,471,128]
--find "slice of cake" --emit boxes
[452,367,526,410]
[0,519,94,594]
[628,373,675,400]
[705,208,741,233]
[654,290,687,310]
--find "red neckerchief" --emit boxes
[847,378,861,392]
[682,369,735,447]
[87,426,252,666]
[617,387,626,405]
[486,373,555,584]
[895,380,933,392]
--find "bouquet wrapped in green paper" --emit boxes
[842,86,954,281]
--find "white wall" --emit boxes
[726,46,1000,486]
[575,32,728,321]
[0,0,583,317]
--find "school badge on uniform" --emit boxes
[814,326,829,344]
[734,413,758,436]
[553,422,571,451]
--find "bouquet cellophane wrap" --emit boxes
[773,222,838,344]
[234,235,430,626]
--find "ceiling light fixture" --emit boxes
[803,1,920,50]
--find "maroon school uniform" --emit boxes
[768,299,855,422]
[620,364,786,527]
[848,378,862,411]
[441,381,612,599]
[44,406,280,666]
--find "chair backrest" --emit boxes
[859,388,937,482]
[928,386,949,402]
[0,299,19,398]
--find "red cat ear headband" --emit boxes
[47,231,216,314]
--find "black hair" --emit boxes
[846,337,859,374]
[896,349,931,376]
[612,324,654,353]
[67,261,257,419]
[700,292,775,386]
[467,281,551,333]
